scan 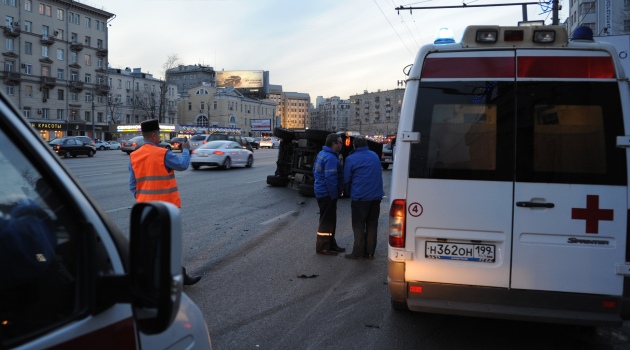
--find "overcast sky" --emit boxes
[96,0,568,100]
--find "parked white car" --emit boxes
[94,139,109,150]
[107,141,121,150]
[259,137,280,149]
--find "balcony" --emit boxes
[70,42,84,52]
[40,76,57,88]
[40,34,54,45]
[96,48,108,57]
[69,81,84,92]
[3,26,20,38]
[3,71,20,83]
[95,83,110,95]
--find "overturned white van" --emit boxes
[388,25,630,326]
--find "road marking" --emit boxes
[246,179,266,184]
[106,206,132,213]
[261,211,297,225]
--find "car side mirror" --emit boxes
[129,201,182,335]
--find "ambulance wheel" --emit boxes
[267,175,288,187]
[382,163,389,170]
[298,184,315,197]
[391,299,409,311]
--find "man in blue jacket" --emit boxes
[343,136,384,260]
[314,133,347,256]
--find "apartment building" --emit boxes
[566,0,630,35]
[1,0,114,141]
[177,84,276,137]
[310,96,350,132]
[107,67,178,141]
[348,88,404,138]
[268,84,310,130]
[166,64,216,93]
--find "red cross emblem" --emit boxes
[571,195,614,234]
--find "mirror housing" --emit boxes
[129,201,183,334]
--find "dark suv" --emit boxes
[206,134,254,152]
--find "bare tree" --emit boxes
[159,54,181,123]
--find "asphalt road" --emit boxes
[64,148,630,350]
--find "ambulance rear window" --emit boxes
[409,81,626,186]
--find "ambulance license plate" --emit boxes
[425,241,495,263]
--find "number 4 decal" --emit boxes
[408,202,423,217]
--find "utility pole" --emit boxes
[395,1,561,25]
[91,99,95,138]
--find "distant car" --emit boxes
[245,137,259,149]
[68,136,97,151]
[189,134,212,152]
[50,137,96,158]
[190,140,254,170]
[205,133,254,152]
[169,137,188,152]
[107,141,121,150]
[381,141,394,170]
[120,136,171,155]
[259,137,279,149]
[94,139,109,150]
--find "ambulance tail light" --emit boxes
[533,30,556,43]
[476,29,497,43]
[389,199,406,248]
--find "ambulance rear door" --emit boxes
[510,49,628,295]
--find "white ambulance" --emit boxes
[388,25,630,326]
[0,91,212,347]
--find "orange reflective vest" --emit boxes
[130,144,181,208]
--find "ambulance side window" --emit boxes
[0,129,79,347]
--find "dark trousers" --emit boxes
[350,200,381,257]
[316,196,338,252]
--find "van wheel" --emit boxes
[267,175,288,187]
[298,184,315,197]
[222,157,231,169]
[391,299,409,311]
[192,164,200,170]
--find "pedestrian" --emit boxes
[313,133,347,256]
[343,136,384,260]
[128,119,201,285]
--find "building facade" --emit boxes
[348,88,404,139]
[268,85,310,130]
[310,96,350,132]
[166,64,215,93]
[177,85,276,137]
[567,0,630,35]
[1,0,114,141]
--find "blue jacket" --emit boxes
[314,146,342,199]
[343,146,384,201]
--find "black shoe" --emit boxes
[345,254,361,260]
[184,275,201,286]
[331,246,346,253]
[316,250,338,256]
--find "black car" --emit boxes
[50,137,96,158]
[245,137,259,149]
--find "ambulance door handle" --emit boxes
[516,201,555,208]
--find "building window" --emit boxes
[97,39,103,49]
[97,57,103,68]
[6,85,14,96]
[55,29,63,40]
[84,73,91,83]
[24,64,32,74]
[57,68,64,79]
[85,17,91,28]
[5,38,13,51]
[84,54,91,66]
[57,9,64,20]
[42,108,49,119]
[579,1,595,16]
[24,0,31,11]
[38,3,44,14]
[25,85,32,97]
[626,20,630,33]
[70,71,78,81]
[71,93,78,102]
[56,48,64,60]
[84,111,90,122]
[41,66,50,77]
[42,45,48,57]
[57,109,64,120]
[84,36,90,46]
[71,52,77,64]
[23,107,31,118]
[57,89,64,100]
[24,21,31,32]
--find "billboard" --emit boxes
[217,70,264,88]
[250,119,271,131]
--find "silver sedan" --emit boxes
[190,140,254,170]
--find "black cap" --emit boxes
[141,119,159,132]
